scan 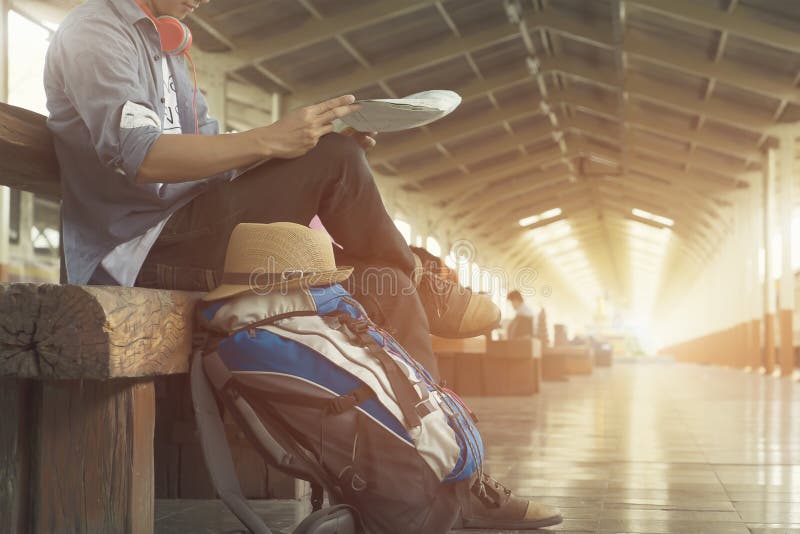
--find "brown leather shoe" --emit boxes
[456,473,563,530]
[413,256,501,338]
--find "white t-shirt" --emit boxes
[101,58,181,286]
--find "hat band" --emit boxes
[221,269,336,286]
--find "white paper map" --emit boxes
[338,90,462,133]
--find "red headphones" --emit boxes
[134,0,199,132]
[133,0,193,55]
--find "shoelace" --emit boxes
[486,474,512,497]
[420,271,457,318]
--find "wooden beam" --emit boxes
[0,103,59,198]
[370,84,760,173]
[628,0,800,54]
[572,137,746,192]
[225,0,438,72]
[471,190,594,235]
[187,12,236,50]
[227,100,273,127]
[0,284,197,379]
[624,33,798,104]
[543,6,798,102]
[400,129,559,184]
[225,80,274,113]
[425,146,568,200]
[369,97,546,163]
[563,90,761,160]
[564,115,750,176]
[541,55,777,132]
[0,377,155,534]
[286,13,528,106]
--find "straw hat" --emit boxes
[202,222,353,301]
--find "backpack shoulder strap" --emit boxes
[190,350,273,534]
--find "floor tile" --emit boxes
[155,361,800,533]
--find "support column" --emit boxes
[778,133,796,376]
[735,195,750,368]
[0,378,156,534]
[200,70,226,132]
[271,92,282,123]
[747,182,762,371]
[763,149,777,374]
[0,0,8,102]
[0,0,10,283]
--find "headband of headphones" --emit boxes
[133,0,193,56]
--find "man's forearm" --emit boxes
[135,130,269,184]
[134,94,361,184]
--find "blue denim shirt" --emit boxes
[44,0,227,284]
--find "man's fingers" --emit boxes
[361,136,377,151]
[315,103,360,125]
[315,124,335,137]
[310,94,356,115]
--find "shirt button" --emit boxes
[160,97,165,103]
[154,54,161,61]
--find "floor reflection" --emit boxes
[155,359,800,533]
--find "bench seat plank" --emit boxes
[0,284,198,379]
[0,103,60,198]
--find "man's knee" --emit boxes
[310,133,364,164]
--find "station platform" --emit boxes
[154,359,800,533]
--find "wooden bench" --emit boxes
[541,346,568,381]
[431,336,541,396]
[0,102,306,532]
[431,335,486,396]
[484,338,541,396]
[0,103,233,533]
[550,344,595,375]
[0,284,196,533]
[594,342,614,367]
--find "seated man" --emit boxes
[43,0,561,528]
[507,290,536,339]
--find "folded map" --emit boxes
[339,90,462,133]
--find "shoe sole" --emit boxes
[458,513,563,530]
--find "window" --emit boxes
[518,208,562,228]
[631,208,674,227]
[8,10,54,115]
[393,218,411,244]
[425,236,441,257]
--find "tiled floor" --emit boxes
[155,359,800,533]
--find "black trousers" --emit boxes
[133,134,440,379]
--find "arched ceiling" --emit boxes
[182,0,800,313]
[20,0,800,314]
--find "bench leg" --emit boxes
[0,378,155,534]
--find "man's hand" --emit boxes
[257,95,360,159]
[135,95,363,184]
[339,127,377,152]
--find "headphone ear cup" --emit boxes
[156,16,192,55]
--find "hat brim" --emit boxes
[201,266,354,302]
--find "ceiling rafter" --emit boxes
[628,0,800,54]
[222,0,439,73]
[285,13,529,107]
[541,55,778,132]
[369,87,760,170]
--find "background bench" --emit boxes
[432,335,541,396]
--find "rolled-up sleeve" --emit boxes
[52,18,161,179]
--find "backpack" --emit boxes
[191,283,484,534]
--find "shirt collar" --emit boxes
[108,0,153,27]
